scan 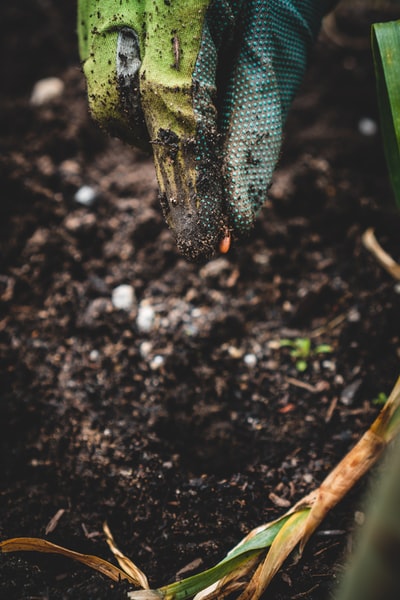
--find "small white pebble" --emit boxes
[394,282,400,294]
[347,307,361,322]
[340,379,362,406]
[103,428,111,437]
[150,355,164,370]
[30,77,64,106]
[334,374,344,386]
[244,353,257,367]
[89,349,100,361]
[322,360,336,371]
[303,473,313,484]
[112,284,136,311]
[74,185,98,207]
[139,341,153,359]
[137,304,155,333]
[358,117,378,136]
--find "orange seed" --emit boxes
[219,232,231,254]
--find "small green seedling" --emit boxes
[372,392,388,406]
[279,337,333,372]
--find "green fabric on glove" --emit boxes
[78,0,335,261]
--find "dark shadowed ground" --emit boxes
[1,2,399,599]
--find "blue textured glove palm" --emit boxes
[78,0,335,261]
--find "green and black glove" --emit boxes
[78,0,335,261]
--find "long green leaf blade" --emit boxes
[129,515,292,600]
[372,20,400,206]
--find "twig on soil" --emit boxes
[362,228,400,280]
[325,396,338,423]
[45,508,65,535]
[81,522,102,539]
[310,313,347,338]
[285,377,329,394]
[291,583,320,599]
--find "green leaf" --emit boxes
[293,338,311,358]
[373,392,388,406]
[372,20,400,206]
[152,516,293,599]
[296,360,308,372]
[314,344,333,355]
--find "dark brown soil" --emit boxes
[1,2,399,599]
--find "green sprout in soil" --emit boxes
[372,392,388,406]
[279,337,333,372]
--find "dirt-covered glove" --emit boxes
[78,0,334,261]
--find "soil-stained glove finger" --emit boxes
[219,0,336,237]
[78,1,149,148]
[139,0,228,262]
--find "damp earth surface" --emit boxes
[1,2,400,599]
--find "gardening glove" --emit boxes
[78,0,335,261]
